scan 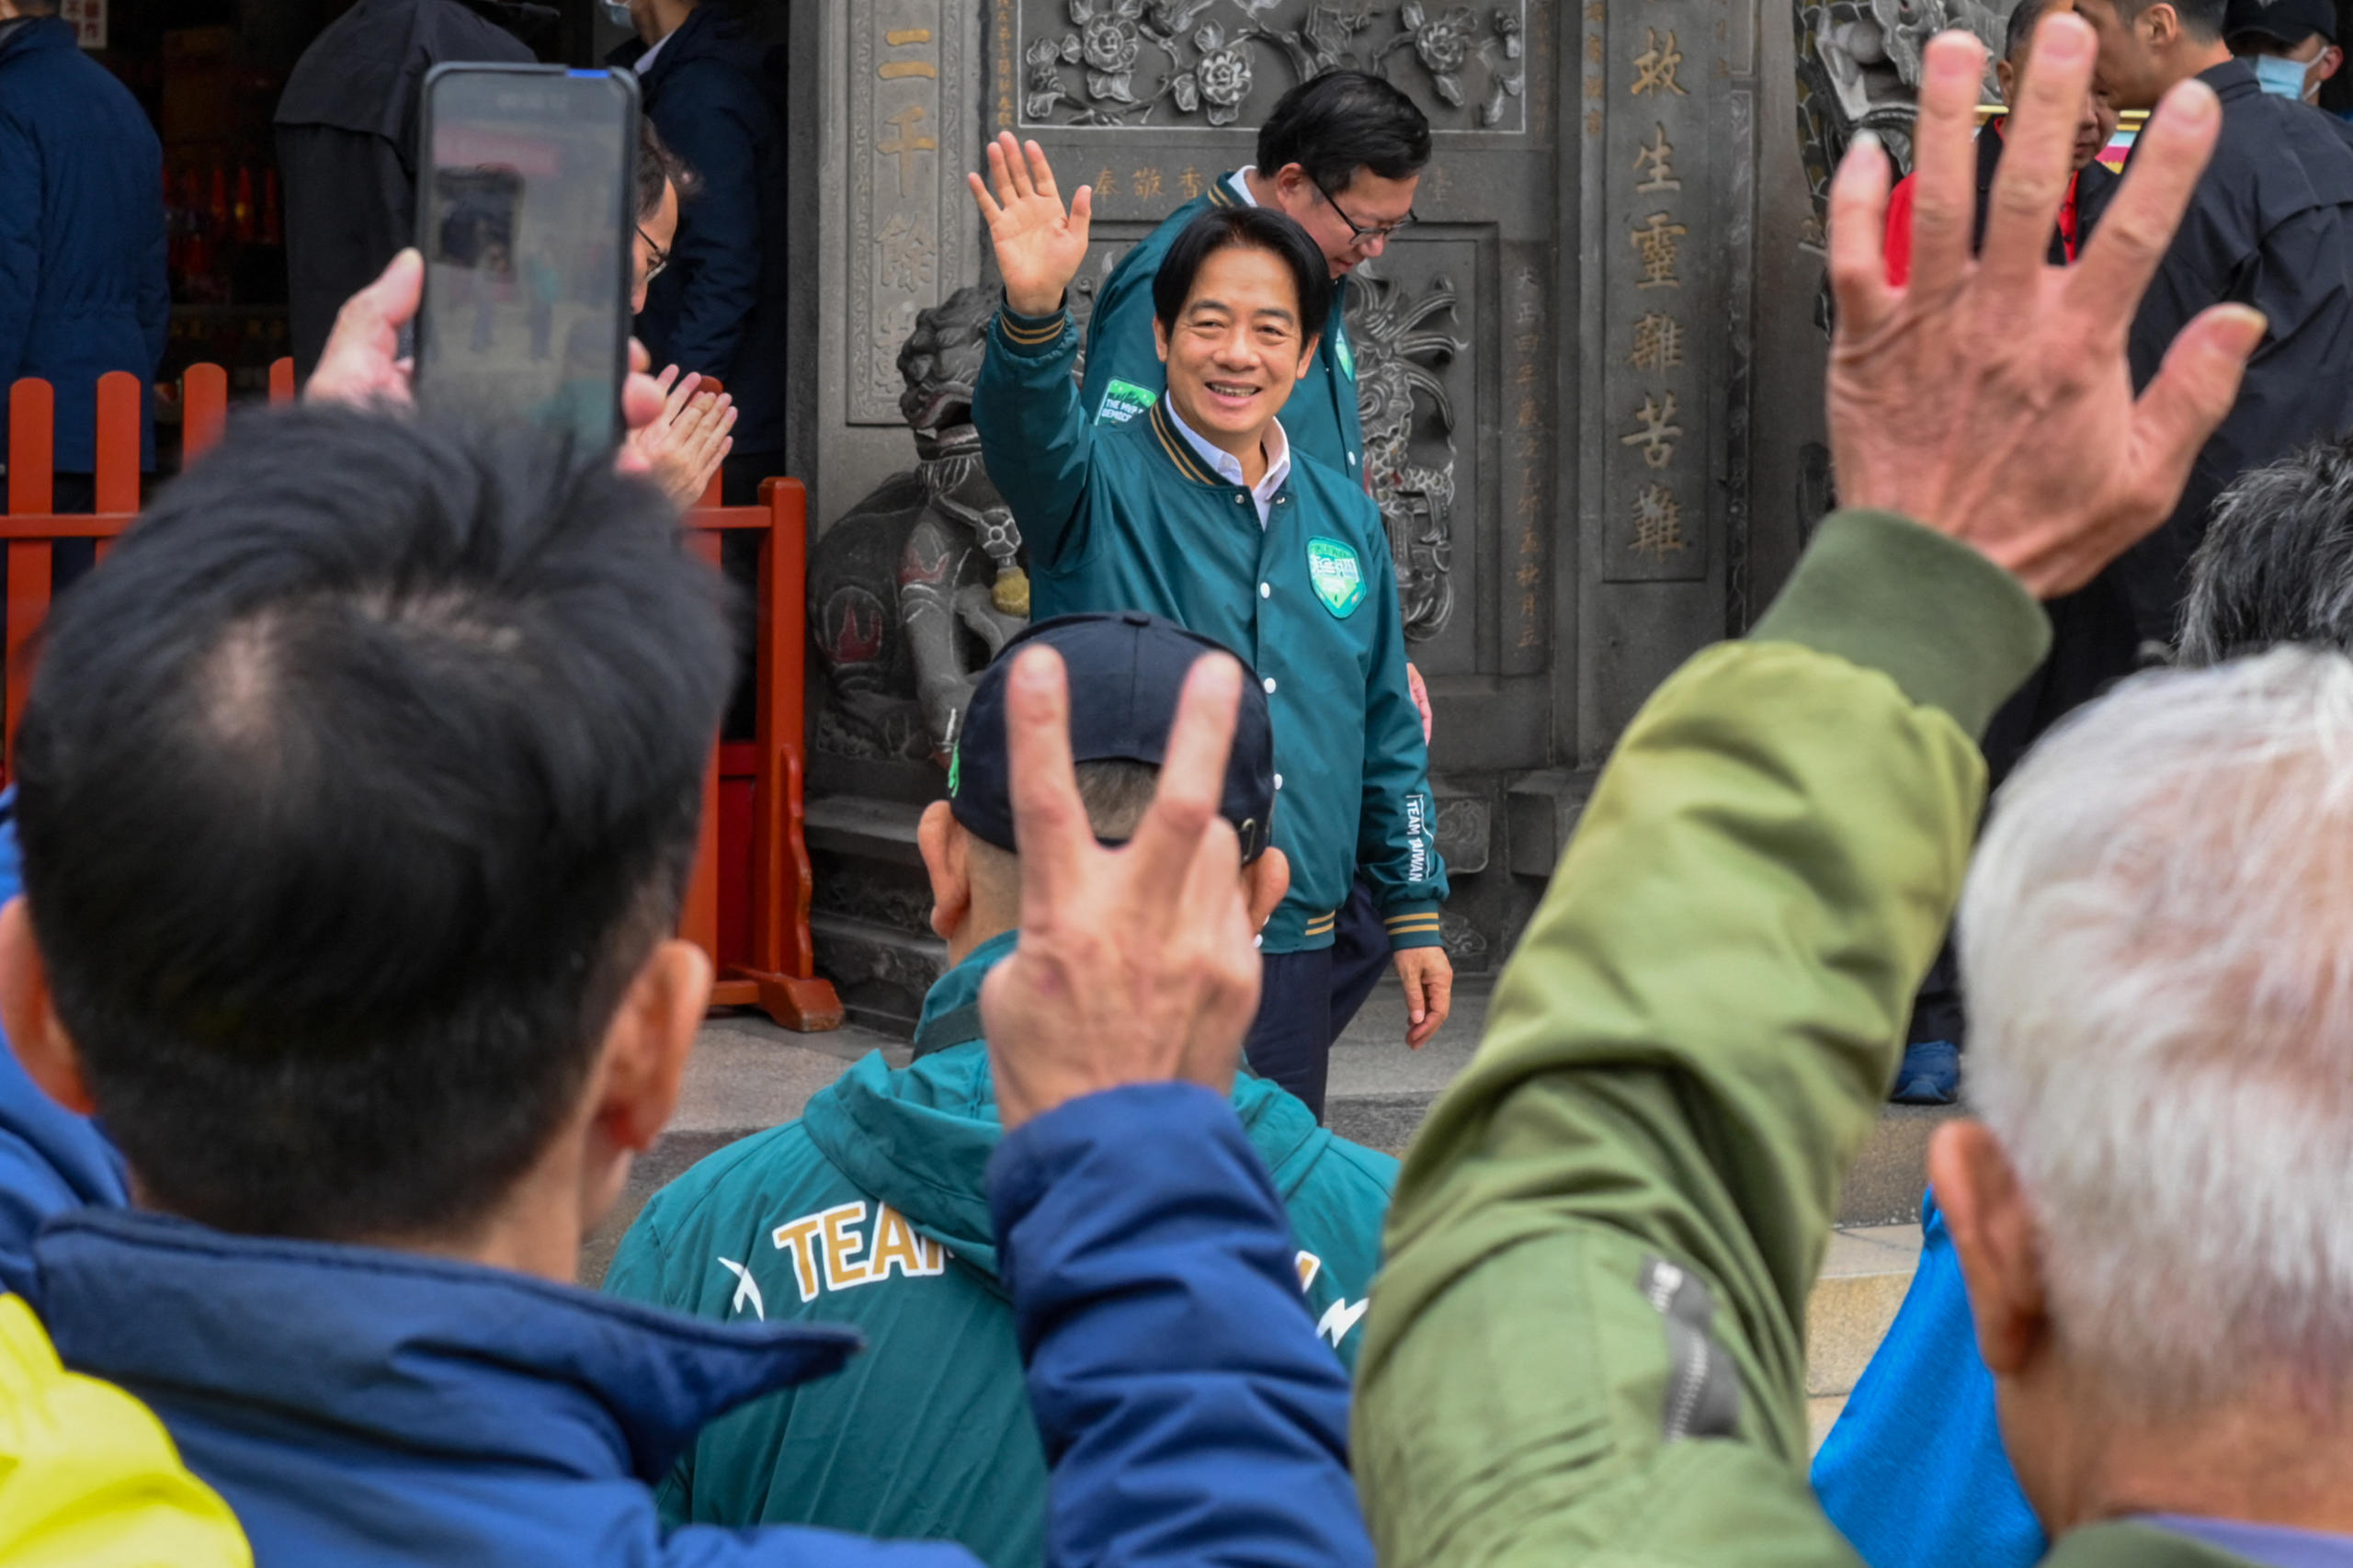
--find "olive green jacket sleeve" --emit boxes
[1353,510,2050,1568]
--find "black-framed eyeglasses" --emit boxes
[637,225,670,282]
[1310,175,1416,246]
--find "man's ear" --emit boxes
[0,897,95,1117]
[2143,1,2178,45]
[592,937,710,1157]
[1930,1119,2051,1380]
[918,800,973,942]
[1295,334,1321,384]
[1153,314,1171,366]
[1243,846,1290,933]
[1995,56,2019,104]
[2320,42,2344,79]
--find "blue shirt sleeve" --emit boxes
[991,1081,1371,1568]
[1811,1191,2047,1568]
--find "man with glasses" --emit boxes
[1080,70,1428,491]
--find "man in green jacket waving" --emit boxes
[1354,18,2326,1567]
[967,132,1449,1120]
[604,612,1396,1567]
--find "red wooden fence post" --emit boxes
[5,381,54,770]
[183,363,229,460]
[681,528,727,980]
[92,371,140,577]
[735,475,840,1029]
[268,358,295,405]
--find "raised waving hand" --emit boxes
[968,131,1093,319]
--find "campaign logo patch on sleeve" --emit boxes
[1306,537,1367,619]
[1094,378,1159,426]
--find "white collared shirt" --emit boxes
[1227,166,1258,207]
[633,28,675,74]
[1165,400,1290,528]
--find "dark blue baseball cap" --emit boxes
[948,611,1276,863]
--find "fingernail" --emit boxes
[1852,129,1882,158]
[2170,79,2218,122]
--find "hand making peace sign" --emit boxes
[968,132,1093,319]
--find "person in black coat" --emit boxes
[273,0,549,381]
[2077,0,2353,656]
[0,1,167,509]
[611,0,789,501]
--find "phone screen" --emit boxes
[415,67,636,449]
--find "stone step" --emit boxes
[1806,1222,1925,1452]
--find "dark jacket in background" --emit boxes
[0,17,168,473]
[2119,57,2353,644]
[613,5,789,459]
[273,0,539,380]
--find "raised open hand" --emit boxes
[968,131,1092,319]
[980,646,1277,1131]
[1826,19,2264,597]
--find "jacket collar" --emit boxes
[35,1208,860,1483]
[1145,394,1255,491]
[0,15,67,61]
[625,1,733,94]
[1206,168,1245,210]
[2198,56,2260,101]
[801,931,1334,1287]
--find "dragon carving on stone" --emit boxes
[1347,263,1466,641]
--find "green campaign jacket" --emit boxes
[974,300,1444,954]
[603,930,1397,1568]
[1078,171,1367,485]
[1353,510,2270,1568]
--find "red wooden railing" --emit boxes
[3,362,839,1030]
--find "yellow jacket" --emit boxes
[0,1293,249,1567]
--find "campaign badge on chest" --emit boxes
[1306,537,1367,619]
[1333,319,1356,381]
[1094,378,1158,426]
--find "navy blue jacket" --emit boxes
[616,6,789,456]
[0,17,168,473]
[0,812,1370,1568]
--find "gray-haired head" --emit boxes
[1961,645,2353,1416]
[2177,437,2353,667]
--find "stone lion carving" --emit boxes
[810,285,1029,764]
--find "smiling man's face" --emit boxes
[1153,244,1318,455]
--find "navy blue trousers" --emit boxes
[1243,880,1391,1121]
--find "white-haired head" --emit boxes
[1961,645,2353,1417]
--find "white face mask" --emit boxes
[2252,51,2316,99]
[601,0,634,30]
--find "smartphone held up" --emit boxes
[415,65,637,450]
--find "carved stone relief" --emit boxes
[1019,1,1529,132]
[1347,261,1466,642]
[1790,0,2004,231]
[849,1,974,425]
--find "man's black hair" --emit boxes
[2115,0,2229,38]
[637,117,699,222]
[2178,436,2353,665]
[1256,69,1431,196]
[1150,207,1334,351]
[12,408,734,1242]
